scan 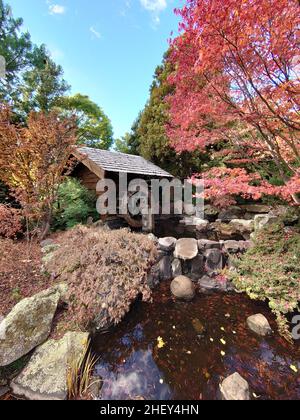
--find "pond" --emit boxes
[93,282,300,400]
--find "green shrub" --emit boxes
[53,179,98,230]
[45,225,157,331]
[229,223,300,340]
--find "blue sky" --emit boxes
[8,0,182,139]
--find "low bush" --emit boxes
[52,179,98,231]
[0,204,22,239]
[229,223,300,340]
[45,225,157,331]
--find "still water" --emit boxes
[93,282,300,400]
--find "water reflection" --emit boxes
[93,282,300,400]
[95,348,172,400]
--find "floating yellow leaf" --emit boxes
[220,339,226,346]
[290,365,298,373]
[157,336,166,349]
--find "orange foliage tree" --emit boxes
[168,0,300,205]
[0,107,77,238]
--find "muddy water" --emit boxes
[93,282,300,400]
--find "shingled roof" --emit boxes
[73,146,173,178]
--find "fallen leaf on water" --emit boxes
[157,336,166,349]
[290,365,298,373]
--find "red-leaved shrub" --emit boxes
[0,204,22,238]
[45,225,157,331]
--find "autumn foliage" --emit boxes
[168,0,300,205]
[44,225,157,331]
[0,107,77,237]
[0,204,22,238]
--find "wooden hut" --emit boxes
[71,146,173,230]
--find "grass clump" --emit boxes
[45,225,157,331]
[229,223,300,340]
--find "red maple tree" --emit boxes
[0,107,77,238]
[168,0,300,205]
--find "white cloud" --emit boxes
[49,4,66,15]
[90,26,101,40]
[140,0,167,13]
[140,0,167,27]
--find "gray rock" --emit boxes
[0,287,61,367]
[147,264,160,290]
[11,332,89,401]
[219,206,243,222]
[170,276,195,301]
[220,373,250,400]
[86,216,94,226]
[191,255,205,280]
[254,214,279,231]
[229,219,255,234]
[205,249,224,274]
[0,386,9,398]
[158,237,177,252]
[204,205,219,222]
[241,204,271,214]
[40,239,54,248]
[198,239,222,251]
[174,238,198,261]
[198,275,219,292]
[195,219,209,232]
[172,259,182,277]
[247,314,272,336]
[211,221,245,240]
[158,256,173,281]
[223,240,252,254]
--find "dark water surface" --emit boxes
[93,282,300,400]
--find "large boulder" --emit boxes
[158,237,177,252]
[0,287,61,367]
[247,314,272,337]
[219,373,250,400]
[174,238,198,261]
[171,276,195,301]
[11,332,89,400]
